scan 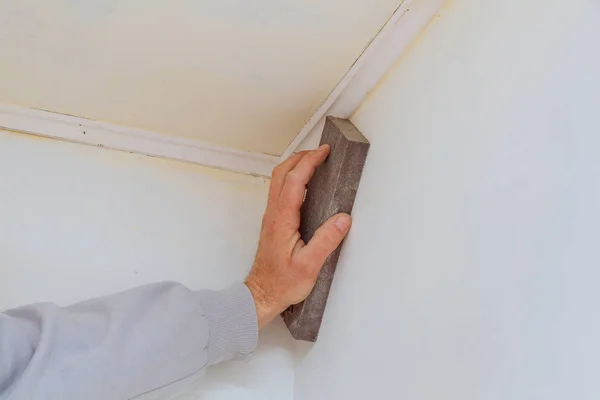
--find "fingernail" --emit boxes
[318,144,329,151]
[334,214,351,232]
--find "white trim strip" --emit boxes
[0,0,441,176]
[281,0,443,158]
[0,104,279,177]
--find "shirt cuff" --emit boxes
[195,283,258,365]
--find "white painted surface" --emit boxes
[283,0,443,158]
[0,0,439,166]
[295,0,600,399]
[0,0,439,180]
[0,0,401,155]
[0,130,294,399]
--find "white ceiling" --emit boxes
[0,0,401,155]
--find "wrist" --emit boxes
[244,279,280,329]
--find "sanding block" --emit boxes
[282,116,370,342]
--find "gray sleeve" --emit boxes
[0,282,258,400]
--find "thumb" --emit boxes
[297,213,352,270]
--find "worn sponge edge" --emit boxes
[281,117,370,342]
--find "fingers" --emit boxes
[279,145,330,212]
[297,213,352,270]
[268,151,308,205]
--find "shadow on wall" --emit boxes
[177,319,298,400]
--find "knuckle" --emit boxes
[284,170,302,187]
[306,151,322,163]
[261,215,277,232]
[319,234,334,248]
[293,257,311,272]
[261,213,270,226]
[316,226,334,243]
[280,193,301,210]
[272,164,283,177]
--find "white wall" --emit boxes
[0,130,295,400]
[294,0,600,399]
[0,0,400,155]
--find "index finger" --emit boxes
[279,144,330,215]
[268,151,309,206]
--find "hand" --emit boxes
[245,145,352,329]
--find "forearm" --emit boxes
[0,282,257,400]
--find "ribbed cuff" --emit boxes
[196,283,258,365]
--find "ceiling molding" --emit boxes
[0,104,280,177]
[281,0,444,159]
[0,0,441,177]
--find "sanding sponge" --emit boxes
[282,117,370,342]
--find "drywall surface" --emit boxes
[0,0,401,155]
[294,0,600,399]
[0,130,294,400]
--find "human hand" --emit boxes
[245,145,352,329]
